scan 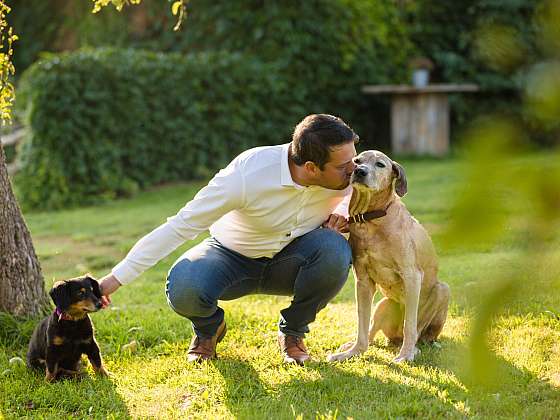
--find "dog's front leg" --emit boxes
[394,270,421,363]
[45,348,59,382]
[86,340,109,377]
[327,279,374,362]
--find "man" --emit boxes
[99,114,358,365]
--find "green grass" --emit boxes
[1,155,560,419]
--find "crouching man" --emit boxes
[99,114,358,365]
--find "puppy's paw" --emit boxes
[95,366,111,377]
[45,370,57,382]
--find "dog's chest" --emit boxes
[351,228,405,302]
[51,318,94,351]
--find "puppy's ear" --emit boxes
[87,276,102,299]
[50,281,71,311]
[392,161,408,197]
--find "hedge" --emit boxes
[16,48,299,209]
[16,2,415,210]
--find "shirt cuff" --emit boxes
[111,260,140,285]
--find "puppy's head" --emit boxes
[50,274,103,318]
[350,150,407,197]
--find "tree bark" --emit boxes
[0,141,48,317]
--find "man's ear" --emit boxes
[392,161,408,197]
[50,281,71,310]
[304,161,320,176]
[87,275,102,299]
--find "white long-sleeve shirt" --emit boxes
[112,143,351,284]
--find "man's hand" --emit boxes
[322,213,349,234]
[98,274,122,308]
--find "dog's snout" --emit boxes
[95,301,103,310]
[354,167,368,177]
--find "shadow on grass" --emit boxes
[212,356,463,418]
[212,334,560,419]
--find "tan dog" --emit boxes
[328,150,450,363]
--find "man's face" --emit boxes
[314,141,357,190]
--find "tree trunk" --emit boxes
[0,141,48,317]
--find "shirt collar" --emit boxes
[281,143,303,188]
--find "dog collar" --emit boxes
[54,307,74,321]
[349,202,393,224]
[349,209,387,224]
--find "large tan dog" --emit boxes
[328,150,450,363]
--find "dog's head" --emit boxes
[350,150,407,197]
[50,274,103,318]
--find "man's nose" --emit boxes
[354,167,368,177]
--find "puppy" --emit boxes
[328,150,450,363]
[27,274,109,381]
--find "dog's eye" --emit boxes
[375,162,386,168]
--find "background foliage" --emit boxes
[17,48,290,209]
[8,0,560,210]
[15,0,413,209]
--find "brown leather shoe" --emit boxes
[278,332,310,365]
[187,320,227,363]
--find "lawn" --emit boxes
[1,155,559,419]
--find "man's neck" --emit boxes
[287,153,312,187]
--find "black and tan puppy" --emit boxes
[27,274,109,381]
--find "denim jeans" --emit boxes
[165,228,352,338]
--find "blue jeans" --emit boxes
[165,228,352,338]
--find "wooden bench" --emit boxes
[362,84,479,156]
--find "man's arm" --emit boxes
[99,159,245,299]
[321,186,351,234]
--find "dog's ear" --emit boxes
[50,281,71,310]
[86,275,102,299]
[392,161,408,197]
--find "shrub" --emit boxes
[16,1,415,210]
[17,48,293,209]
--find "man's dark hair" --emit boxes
[290,114,359,170]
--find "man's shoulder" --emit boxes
[234,143,287,172]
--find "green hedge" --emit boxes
[16,1,415,210]
[17,48,297,209]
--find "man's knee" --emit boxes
[298,229,351,295]
[314,229,352,274]
[166,262,216,318]
[316,228,352,268]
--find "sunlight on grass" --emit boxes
[1,157,559,418]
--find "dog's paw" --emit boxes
[393,346,420,363]
[327,352,351,362]
[336,341,356,353]
[327,346,364,362]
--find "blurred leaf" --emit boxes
[468,276,518,387]
[474,23,526,72]
[444,118,524,248]
[171,1,181,16]
[524,61,560,127]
